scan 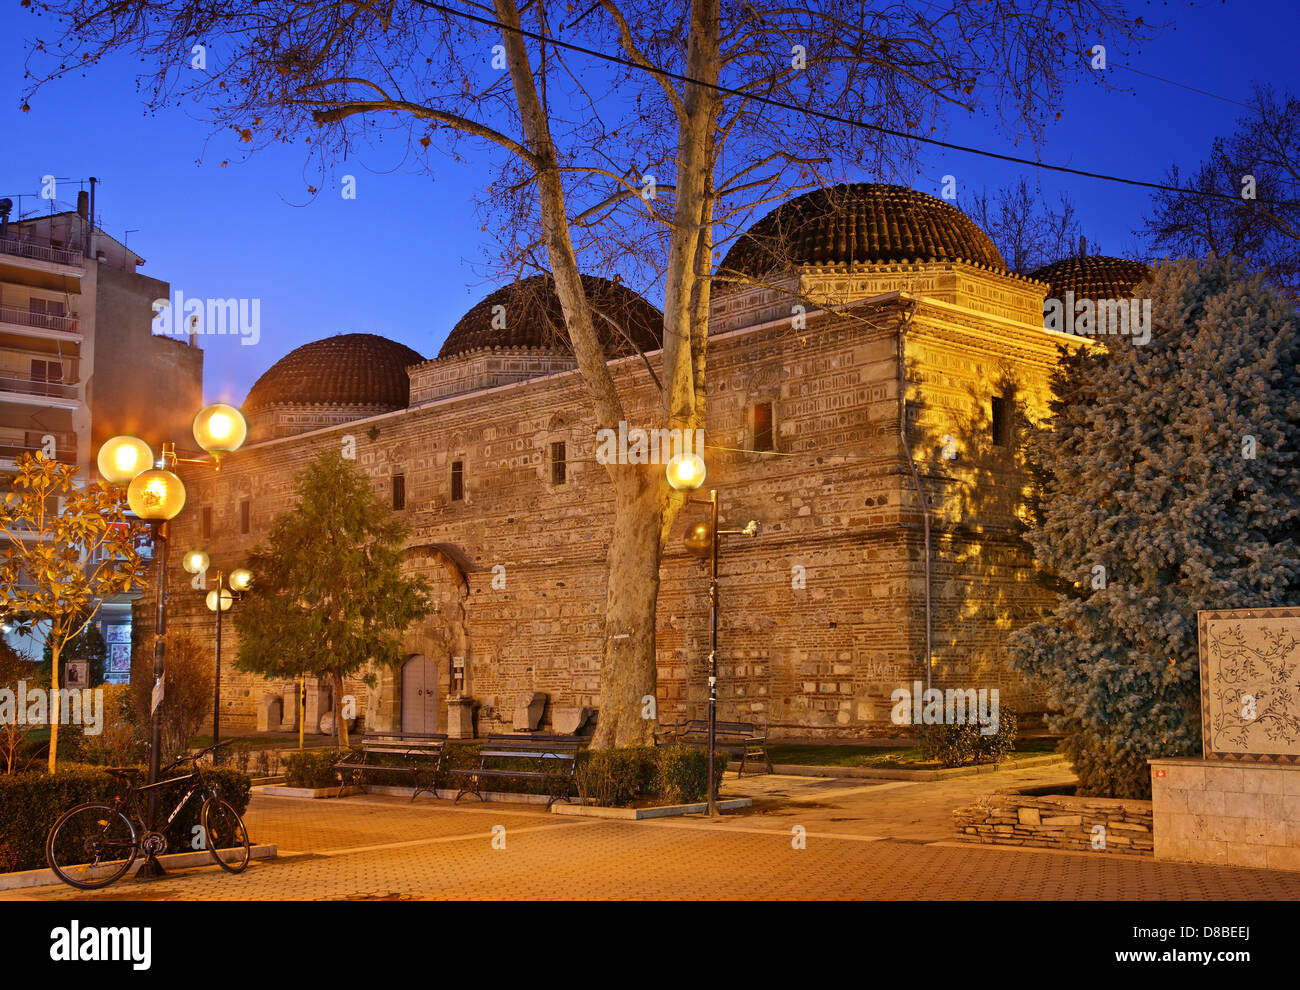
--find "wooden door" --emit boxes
[401,655,439,734]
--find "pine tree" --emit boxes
[1010,256,1300,797]
[233,452,431,747]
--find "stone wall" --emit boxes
[1151,758,1300,872]
[953,790,1154,856]
[135,264,1064,740]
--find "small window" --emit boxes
[392,473,406,511]
[201,507,213,539]
[752,402,774,452]
[991,395,1013,448]
[550,441,566,486]
[239,498,251,534]
[451,461,464,502]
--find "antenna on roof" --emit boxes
[1079,235,1087,258]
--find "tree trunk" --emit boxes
[48,644,60,773]
[592,469,667,748]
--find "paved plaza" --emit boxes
[6,766,1298,901]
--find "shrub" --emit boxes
[76,684,144,767]
[0,763,251,874]
[130,632,213,761]
[654,745,716,804]
[918,706,1018,768]
[283,748,353,789]
[576,746,727,807]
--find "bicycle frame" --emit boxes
[114,765,216,838]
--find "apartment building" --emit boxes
[0,189,203,678]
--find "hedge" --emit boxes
[0,764,252,874]
[576,746,725,807]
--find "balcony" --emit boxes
[0,235,84,269]
[0,372,79,403]
[0,305,80,337]
[0,431,76,467]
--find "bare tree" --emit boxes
[968,178,1085,273]
[1142,85,1300,302]
[24,0,1152,746]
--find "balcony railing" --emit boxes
[0,306,80,335]
[0,436,76,464]
[0,236,84,268]
[0,374,79,400]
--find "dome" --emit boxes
[1029,255,1151,300]
[718,183,1006,280]
[438,273,663,360]
[243,333,425,413]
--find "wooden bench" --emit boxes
[655,719,773,776]
[448,734,585,808]
[334,732,448,800]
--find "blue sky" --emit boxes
[3,1,1297,404]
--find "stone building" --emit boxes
[138,183,1147,740]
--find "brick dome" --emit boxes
[438,274,663,359]
[243,333,425,413]
[719,183,1006,280]
[1030,255,1151,300]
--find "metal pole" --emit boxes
[707,489,719,817]
[140,520,168,878]
[213,573,222,750]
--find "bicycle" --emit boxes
[46,741,251,890]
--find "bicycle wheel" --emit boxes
[200,797,250,873]
[46,803,138,890]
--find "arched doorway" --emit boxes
[401,654,440,734]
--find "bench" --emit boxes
[655,719,773,777]
[333,732,448,800]
[448,734,585,808]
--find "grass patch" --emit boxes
[767,737,1059,769]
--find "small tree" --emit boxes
[0,638,34,774]
[233,452,431,748]
[968,178,1087,274]
[0,453,149,772]
[1010,257,1300,798]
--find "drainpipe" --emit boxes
[897,297,932,693]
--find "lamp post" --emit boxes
[668,452,758,816]
[182,551,252,750]
[96,403,247,877]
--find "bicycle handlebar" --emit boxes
[160,739,234,775]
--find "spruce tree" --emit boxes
[1010,256,1300,797]
[233,452,431,747]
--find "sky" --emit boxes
[2,1,1298,405]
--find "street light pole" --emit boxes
[706,490,719,817]
[213,572,223,750]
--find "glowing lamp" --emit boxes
[193,403,247,454]
[206,588,234,612]
[684,520,713,558]
[666,452,707,491]
[228,568,253,592]
[126,468,186,521]
[97,436,154,484]
[182,550,211,575]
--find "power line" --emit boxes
[412,0,1288,208]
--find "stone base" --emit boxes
[1150,758,1300,872]
[445,697,476,739]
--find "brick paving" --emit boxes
[6,767,1298,901]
